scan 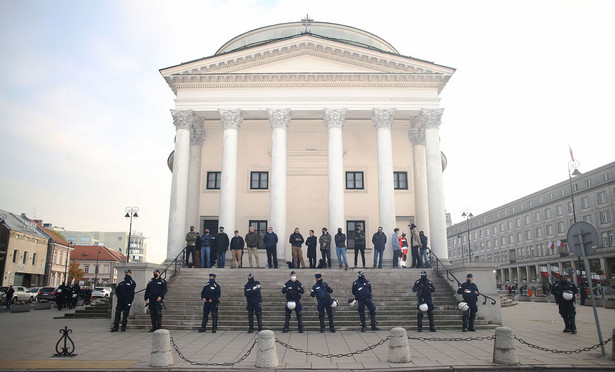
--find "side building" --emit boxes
[60,230,146,263]
[32,220,73,287]
[447,161,615,292]
[70,245,127,286]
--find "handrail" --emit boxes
[428,248,497,306]
[161,247,187,281]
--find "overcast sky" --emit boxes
[1,0,613,264]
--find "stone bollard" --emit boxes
[255,330,278,368]
[388,327,412,363]
[150,329,174,367]
[493,327,517,365]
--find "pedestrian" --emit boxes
[289,228,305,269]
[263,226,278,268]
[412,271,436,332]
[55,282,66,310]
[419,231,429,268]
[334,228,349,270]
[579,278,588,306]
[371,226,386,269]
[409,224,421,268]
[353,225,366,268]
[200,229,213,268]
[244,226,260,268]
[392,228,401,268]
[306,230,317,268]
[551,274,578,334]
[282,271,304,333]
[319,228,332,268]
[244,273,263,333]
[199,273,221,333]
[5,285,14,309]
[399,232,409,267]
[352,271,379,332]
[216,226,229,268]
[145,269,167,332]
[230,230,245,268]
[457,273,479,332]
[69,281,80,309]
[185,225,199,268]
[111,269,136,332]
[311,273,336,333]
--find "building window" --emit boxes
[517,232,522,242]
[493,226,497,234]
[501,237,506,246]
[32,253,37,265]
[507,221,512,230]
[524,215,530,225]
[609,231,615,246]
[248,220,268,249]
[557,222,565,233]
[556,205,563,216]
[80,236,91,243]
[59,253,63,264]
[346,172,364,190]
[581,197,590,209]
[600,211,610,224]
[602,232,609,247]
[525,230,531,240]
[597,191,607,204]
[535,228,542,238]
[206,172,221,189]
[515,218,520,228]
[545,209,552,220]
[23,251,28,265]
[582,215,592,223]
[549,192,553,201]
[585,179,592,188]
[346,220,365,249]
[250,171,268,189]
[393,172,408,190]
[567,201,573,213]
[508,235,513,244]
[535,212,541,222]
[601,173,609,182]
[84,265,89,273]
[573,184,579,192]
[12,250,18,263]
[546,225,553,236]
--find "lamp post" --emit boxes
[124,207,139,263]
[94,249,101,286]
[64,241,72,284]
[462,210,473,263]
[456,234,464,263]
[568,159,584,296]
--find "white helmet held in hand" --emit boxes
[458,302,469,312]
[331,299,339,308]
[419,303,429,312]
[286,301,296,310]
[562,291,574,301]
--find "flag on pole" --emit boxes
[569,146,574,162]
[548,241,554,250]
[556,240,562,248]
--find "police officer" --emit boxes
[282,271,304,333]
[111,269,136,332]
[311,273,336,333]
[412,271,436,332]
[199,273,221,333]
[69,281,80,309]
[457,273,479,332]
[55,282,67,310]
[145,269,167,332]
[551,274,578,334]
[244,273,263,333]
[352,271,380,332]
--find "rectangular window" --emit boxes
[515,218,520,228]
[59,253,63,264]
[535,212,541,222]
[525,230,531,240]
[80,236,91,243]
[32,253,37,265]
[12,250,18,263]
[499,223,504,232]
[597,191,607,204]
[23,251,28,264]
[524,215,530,225]
[546,225,553,235]
[567,201,573,213]
[507,221,512,230]
[206,171,221,190]
[508,235,513,244]
[346,171,364,190]
[545,209,552,220]
[601,173,609,182]
[557,222,565,233]
[517,232,522,242]
[249,220,268,249]
[346,220,365,250]
[250,171,269,189]
[493,226,497,234]
[583,215,592,223]
[602,232,609,248]
[581,197,590,209]
[573,184,579,192]
[393,172,408,190]
[556,205,563,216]
[535,227,542,238]
[600,211,610,224]
[585,179,592,188]
[84,265,89,273]
[501,237,506,246]
[609,231,615,246]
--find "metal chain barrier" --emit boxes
[275,336,389,359]
[170,336,257,366]
[513,335,612,354]
[408,335,495,342]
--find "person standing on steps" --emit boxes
[306,230,317,268]
[244,226,260,268]
[230,230,245,268]
[310,273,336,333]
[282,271,304,333]
[185,225,199,268]
[200,229,213,268]
[334,228,349,270]
[111,269,136,332]
[263,226,279,268]
[392,228,401,268]
[244,273,263,333]
[319,228,332,269]
[457,273,479,332]
[412,271,436,332]
[353,225,366,268]
[199,273,221,333]
[216,227,229,268]
[352,271,380,332]
[289,228,305,269]
[371,227,386,269]
[145,269,167,332]
[409,224,421,268]
[419,231,430,268]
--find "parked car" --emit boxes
[92,287,112,298]
[0,286,7,305]
[8,286,33,304]
[28,287,41,302]
[37,286,58,302]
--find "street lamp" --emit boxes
[94,249,101,286]
[124,206,139,263]
[568,158,584,297]
[462,210,473,263]
[64,241,72,284]
[456,234,465,263]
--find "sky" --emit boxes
[1,0,614,265]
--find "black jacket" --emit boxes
[230,236,245,250]
[412,277,435,302]
[352,277,372,301]
[457,281,479,303]
[201,280,221,303]
[263,232,278,249]
[215,232,230,252]
[289,233,304,247]
[244,279,262,303]
[420,234,428,250]
[116,275,136,302]
[372,232,386,251]
[305,236,317,258]
[310,281,333,302]
[354,229,365,249]
[145,276,168,301]
[334,232,346,248]
[282,280,304,301]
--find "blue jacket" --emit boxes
[457,281,479,303]
[352,277,372,301]
[263,232,278,249]
[310,281,333,302]
[201,280,221,303]
[201,233,212,247]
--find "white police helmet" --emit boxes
[458,302,469,312]
[419,303,429,312]
[286,301,296,310]
[331,299,339,308]
[562,291,574,301]
[349,299,357,307]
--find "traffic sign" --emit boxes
[566,221,599,257]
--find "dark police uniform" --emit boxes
[551,277,578,333]
[199,274,221,333]
[55,283,67,310]
[282,272,304,333]
[244,274,263,333]
[457,275,479,332]
[412,273,436,332]
[112,273,136,332]
[310,274,335,333]
[352,272,379,332]
[144,271,167,332]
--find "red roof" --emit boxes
[70,245,127,263]
[34,222,69,245]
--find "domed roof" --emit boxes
[216,20,399,55]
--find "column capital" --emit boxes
[408,124,425,146]
[371,108,396,129]
[268,109,291,129]
[415,108,444,129]
[190,120,206,145]
[324,109,346,129]
[171,109,198,131]
[219,109,243,130]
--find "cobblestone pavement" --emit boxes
[0,301,613,370]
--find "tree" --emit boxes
[68,260,85,284]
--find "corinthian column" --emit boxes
[186,121,206,232]
[269,109,291,263]
[218,109,243,238]
[416,108,448,259]
[167,110,198,261]
[372,108,397,261]
[324,109,346,232]
[408,120,430,238]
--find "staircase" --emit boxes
[129,267,495,331]
[57,298,112,319]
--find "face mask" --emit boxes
[248,277,254,283]
[290,276,296,281]
[467,279,472,283]
[209,278,215,283]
